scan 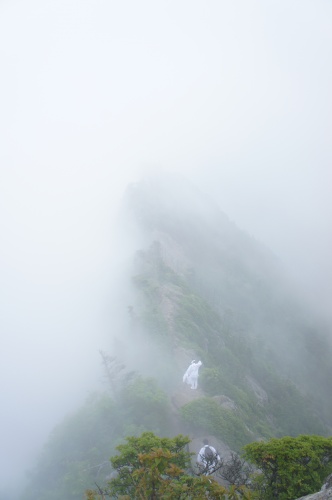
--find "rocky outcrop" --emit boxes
[245,375,268,404]
[297,474,332,499]
[213,394,237,411]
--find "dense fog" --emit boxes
[0,0,331,497]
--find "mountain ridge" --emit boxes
[21,175,332,499]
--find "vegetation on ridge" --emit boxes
[21,181,332,499]
[84,432,332,500]
[85,431,249,499]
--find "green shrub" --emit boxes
[244,435,332,499]
[200,368,224,396]
[119,376,171,434]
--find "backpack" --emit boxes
[204,445,215,462]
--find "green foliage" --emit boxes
[175,292,222,349]
[244,435,332,499]
[200,366,247,400]
[107,432,191,498]
[119,376,171,434]
[86,431,249,499]
[180,397,253,451]
[200,367,224,396]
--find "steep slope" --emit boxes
[123,175,332,434]
[22,175,332,500]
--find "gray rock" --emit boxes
[245,375,268,404]
[213,394,237,411]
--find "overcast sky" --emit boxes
[0,0,331,495]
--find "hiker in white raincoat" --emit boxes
[197,439,220,475]
[183,360,202,389]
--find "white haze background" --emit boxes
[0,0,331,496]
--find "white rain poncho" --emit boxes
[182,360,202,389]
